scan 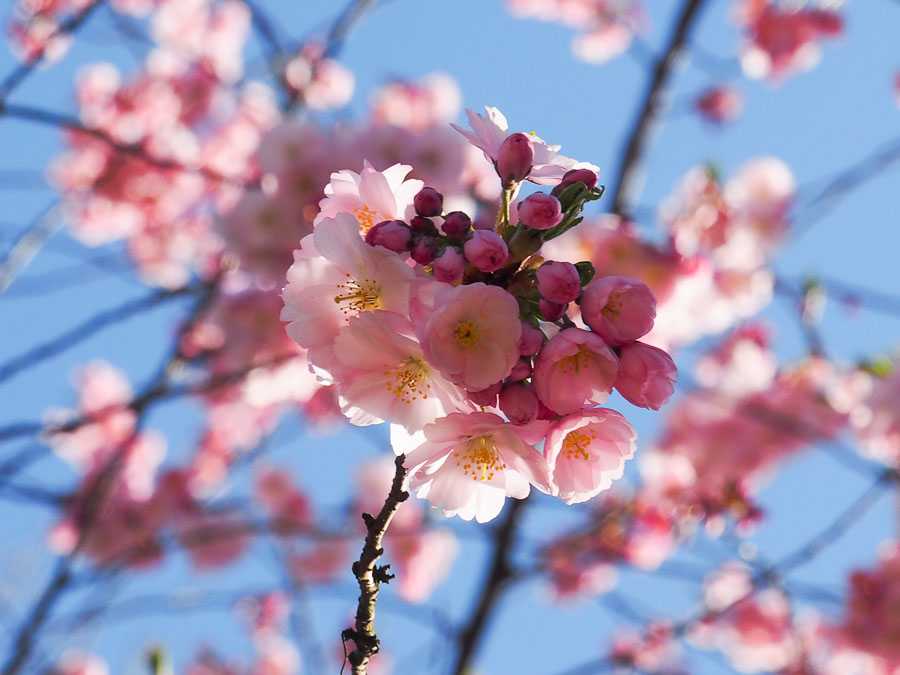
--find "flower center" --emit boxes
[602,290,625,319]
[354,204,379,233]
[455,435,506,481]
[334,275,383,315]
[559,346,592,374]
[453,320,480,348]
[562,428,596,461]
[385,357,430,404]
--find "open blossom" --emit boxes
[615,341,677,410]
[533,328,619,415]
[736,0,843,81]
[421,283,522,391]
[403,412,550,522]
[452,106,597,185]
[281,213,414,366]
[854,361,900,466]
[581,276,656,346]
[332,311,468,431]
[49,652,109,675]
[315,161,423,231]
[544,409,636,504]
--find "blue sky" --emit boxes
[1,1,899,674]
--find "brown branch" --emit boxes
[450,497,527,675]
[342,453,409,675]
[607,0,708,218]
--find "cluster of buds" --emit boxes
[282,106,677,523]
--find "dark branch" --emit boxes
[607,0,708,217]
[343,453,409,675]
[451,497,527,675]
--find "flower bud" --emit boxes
[464,230,509,273]
[497,132,534,186]
[499,383,538,425]
[539,298,566,322]
[537,261,581,304]
[467,382,501,407]
[432,246,464,284]
[441,211,472,238]
[365,220,411,252]
[410,215,438,235]
[552,168,598,196]
[411,237,438,265]
[614,341,677,410]
[518,193,563,231]
[518,322,544,356]
[507,358,532,382]
[580,276,656,346]
[414,186,444,217]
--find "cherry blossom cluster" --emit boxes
[281,106,677,523]
[506,0,645,64]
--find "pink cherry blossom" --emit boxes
[451,106,598,185]
[543,409,636,504]
[332,311,469,431]
[533,328,619,415]
[315,161,423,232]
[403,412,551,522]
[614,341,677,410]
[580,276,656,346]
[421,283,522,391]
[281,213,414,367]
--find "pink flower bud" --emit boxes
[432,246,464,284]
[518,323,544,356]
[614,341,677,410]
[537,261,581,304]
[365,220,411,252]
[552,168,598,196]
[695,86,743,124]
[533,328,618,415]
[518,193,563,230]
[467,382,501,407]
[464,230,509,273]
[441,211,472,237]
[580,276,656,346]
[539,298,566,322]
[507,358,532,382]
[496,132,534,186]
[414,187,444,217]
[411,237,438,265]
[499,383,539,425]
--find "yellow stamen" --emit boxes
[453,320,480,349]
[454,435,506,482]
[562,428,595,461]
[384,357,430,404]
[354,204,378,233]
[334,275,383,315]
[558,346,593,374]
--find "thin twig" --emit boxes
[607,0,709,217]
[342,454,409,675]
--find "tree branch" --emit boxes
[342,453,409,675]
[450,497,527,675]
[607,0,708,218]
